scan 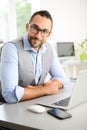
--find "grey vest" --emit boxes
[11,37,53,87]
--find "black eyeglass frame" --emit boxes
[29,24,51,37]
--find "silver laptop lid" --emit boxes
[67,70,87,110]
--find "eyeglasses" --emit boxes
[29,24,50,37]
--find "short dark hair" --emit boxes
[29,10,53,28]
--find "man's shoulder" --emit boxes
[45,42,53,50]
[10,36,23,43]
[1,37,23,54]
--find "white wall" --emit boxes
[40,0,87,51]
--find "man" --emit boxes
[0,10,69,103]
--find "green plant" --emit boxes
[77,38,87,61]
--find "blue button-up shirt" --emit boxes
[1,34,69,103]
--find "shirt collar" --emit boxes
[23,33,47,54]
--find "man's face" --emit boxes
[26,15,52,51]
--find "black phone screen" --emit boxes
[47,108,72,120]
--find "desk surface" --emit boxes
[61,59,87,66]
[0,86,87,130]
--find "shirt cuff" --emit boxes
[16,86,24,102]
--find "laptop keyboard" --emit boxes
[52,97,71,107]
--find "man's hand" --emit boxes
[43,79,63,95]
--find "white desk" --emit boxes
[61,59,87,78]
[0,86,87,130]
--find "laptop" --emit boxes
[57,42,75,61]
[37,70,87,110]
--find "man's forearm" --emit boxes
[20,79,63,102]
[20,84,46,101]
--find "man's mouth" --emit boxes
[32,38,40,43]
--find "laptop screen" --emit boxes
[57,42,75,58]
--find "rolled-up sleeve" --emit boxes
[1,43,24,103]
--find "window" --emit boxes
[0,0,8,42]
[15,0,31,37]
[0,0,40,43]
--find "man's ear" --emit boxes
[26,23,29,31]
[48,31,52,38]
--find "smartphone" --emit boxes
[47,108,72,120]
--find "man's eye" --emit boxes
[43,29,49,33]
[33,26,39,31]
